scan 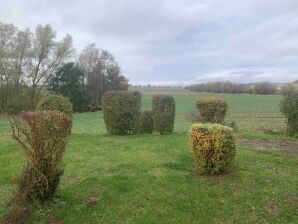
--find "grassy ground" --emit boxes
[0,87,297,223]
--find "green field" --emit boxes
[1,87,297,223]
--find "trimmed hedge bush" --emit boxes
[10,110,71,202]
[140,110,154,134]
[152,95,175,134]
[102,90,142,135]
[191,123,236,174]
[196,97,227,123]
[36,94,73,122]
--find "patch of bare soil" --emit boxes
[263,204,281,216]
[87,193,100,208]
[237,137,298,156]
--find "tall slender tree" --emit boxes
[0,22,31,112]
[27,24,73,108]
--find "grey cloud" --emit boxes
[0,0,297,85]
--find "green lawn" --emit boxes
[0,87,297,223]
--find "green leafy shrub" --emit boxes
[36,94,73,121]
[140,110,154,134]
[280,84,298,136]
[152,95,175,134]
[102,90,142,135]
[196,97,228,123]
[10,111,71,203]
[191,123,236,174]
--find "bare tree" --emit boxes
[0,23,31,112]
[79,44,128,106]
[27,24,73,108]
[79,43,100,85]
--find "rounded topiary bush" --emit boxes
[102,90,142,135]
[191,123,236,174]
[196,97,228,123]
[140,110,154,134]
[152,95,175,134]
[36,94,73,123]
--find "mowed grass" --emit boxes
[0,87,297,223]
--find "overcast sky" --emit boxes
[1,0,298,85]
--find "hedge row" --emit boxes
[101,92,176,135]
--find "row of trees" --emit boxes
[0,22,128,114]
[186,81,277,95]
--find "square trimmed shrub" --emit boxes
[102,90,142,135]
[10,110,71,203]
[140,110,154,134]
[152,94,175,134]
[191,123,236,174]
[196,97,228,123]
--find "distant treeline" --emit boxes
[186,81,278,95]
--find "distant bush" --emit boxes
[293,80,298,84]
[36,94,73,123]
[191,123,236,174]
[140,110,154,134]
[102,90,142,135]
[186,81,249,94]
[152,95,175,134]
[10,111,71,203]
[280,84,298,136]
[196,97,228,123]
[253,82,276,95]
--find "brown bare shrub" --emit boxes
[10,110,71,203]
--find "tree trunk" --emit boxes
[30,86,36,110]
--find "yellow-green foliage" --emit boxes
[191,123,236,174]
[102,90,142,135]
[36,94,73,123]
[196,97,228,123]
[152,94,175,134]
